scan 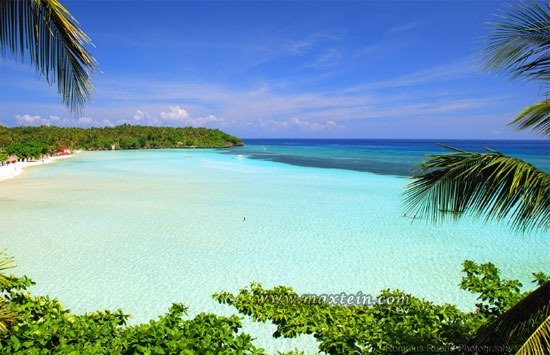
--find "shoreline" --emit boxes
[0,153,78,183]
[0,145,242,183]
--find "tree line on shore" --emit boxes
[0,125,243,161]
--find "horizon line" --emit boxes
[242,137,549,141]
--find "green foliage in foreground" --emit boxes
[215,261,549,354]
[0,258,547,354]
[0,125,243,155]
[0,276,263,354]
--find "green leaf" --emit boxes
[404,145,550,232]
[0,0,97,113]
[482,0,550,84]
[509,98,550,136]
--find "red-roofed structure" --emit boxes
[57,146,71,156]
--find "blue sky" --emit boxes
[0,0,546,139]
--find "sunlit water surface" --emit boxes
[1,142,548,353]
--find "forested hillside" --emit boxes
[0,125,243,159]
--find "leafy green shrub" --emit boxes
[0,259,546,354]
[0,275,263,354]
[214,261,548,354]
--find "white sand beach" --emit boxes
[0,153,76,182]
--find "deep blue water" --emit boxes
[220,139,549,176]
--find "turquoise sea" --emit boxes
[0,139,548,353]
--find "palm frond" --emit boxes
[0,0,97,113]
[404,145,550,232]
[0,251,16,331]
[0,251,15,289]
[483,0,550,83]
[0,300,15,331]
[509,98,550,136]
[466,282,550,352]
[517,315,550,355]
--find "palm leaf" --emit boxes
[0,300,15,331]
[404,145,550,232]
[466,282,550,353]
[0,251,16,331]
[0,251,15,289]
[0,0,97,113]
[509,98,550,136]
[482,0,550,83]
[517,315,550,355]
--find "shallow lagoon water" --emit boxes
[0,147,548,353]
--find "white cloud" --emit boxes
[8,54,507,136]
[102,119,115,127]
[149,106,225,127]
[160,105,190,121]
[133,110,151,122]
[15,114,56,126]
[288,117,340,131]
[261,117,342,131]
[16,114,101,127]
[78,117,93,124]
[190,114,223,126]
[16,114,43,125]
[14,105,225,130]
[132,106,224,127]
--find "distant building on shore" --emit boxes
[57,146,71,156]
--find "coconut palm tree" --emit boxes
[481,0,549,139]
[466,281,550,354]
[0,0,97,113]
[404,1,549,352]
[404,1,550,233]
